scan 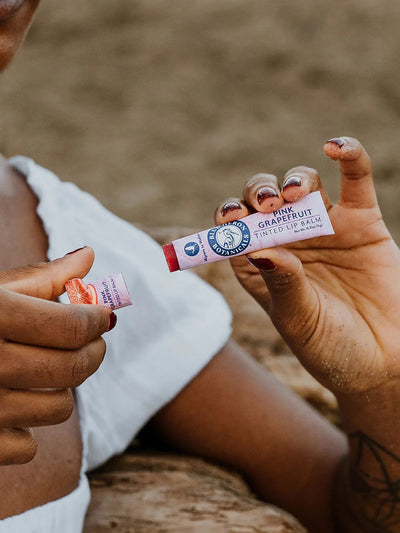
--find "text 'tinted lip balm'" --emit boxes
[163,191,334,272]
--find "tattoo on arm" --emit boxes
[346,431,400,532]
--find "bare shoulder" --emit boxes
[0,156,48,269]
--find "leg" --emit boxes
[0,159,82,518]
[148,340,347,533]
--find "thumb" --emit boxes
[247,247,318,337]
[0,246,95,300]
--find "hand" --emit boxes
[0,247,112,465]
[215,137,400,397]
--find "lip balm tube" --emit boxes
[65,272,132,310]
[163,191,334,272]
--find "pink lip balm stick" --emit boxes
[65,272,132,310]
[163,191,334,272]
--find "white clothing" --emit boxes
[0,157,232,532]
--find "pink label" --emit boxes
[65,272,132,310]
[171,191,334,270]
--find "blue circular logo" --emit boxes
[207,220,251,256]
[184,241,200,256]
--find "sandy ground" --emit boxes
[1,0,400,238]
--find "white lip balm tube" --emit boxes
[163,191,334,272]
[65,273,132,309]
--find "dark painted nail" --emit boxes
[257,187,279,205]
[107,312,117,332]
[221,201,242,217]
[326,137,345,147]
[282,176,302,190]
[65,246,86,256]
[247,257,277,271]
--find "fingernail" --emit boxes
[221,201,242,217]
[65,247,86,256]
[107,312,117,332]
[247,257,277,271]
[326,137,345,147]
[257,187,279,205]
[282,175,302,191]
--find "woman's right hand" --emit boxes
[0,247,112,465]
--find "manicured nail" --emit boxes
[107,312,117,332]
[221,201,242,217]
[247,257,277,271]
[326,137,345,147]
[282,175,302,191]
[257,187,279,205]
[65,247,86,256]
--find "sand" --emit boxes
[1,0,400,237]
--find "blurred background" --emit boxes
[1,0,400,238]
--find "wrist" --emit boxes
[334,381,400,532]
[336,379,400,435]
[334,456,381,533]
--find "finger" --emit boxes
[242,173,284,213]
[0,337,106,388]
[214,198,250,225]
[0,289,111,349]
[0,246,95,300]
[0,388,74,428]
[324,136,378,209]
[281,166,332,210]
[0,428,37,465]
[214,198,257,275]
[246,247,318,336]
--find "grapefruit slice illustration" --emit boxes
[65,278,98,305]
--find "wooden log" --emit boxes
[85,453,306,532]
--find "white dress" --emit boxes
[0,157,232,532]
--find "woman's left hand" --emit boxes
[214,137,400,398]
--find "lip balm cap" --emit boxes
[162,243,180,272]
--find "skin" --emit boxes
[0,6,113,509]
[0,0,40,70]
[214,138,396,398]
[1,3,398,532]
[0,155,346,531]
[150,341,346,532]
[213,136,400,531]
[0,162,112,515]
